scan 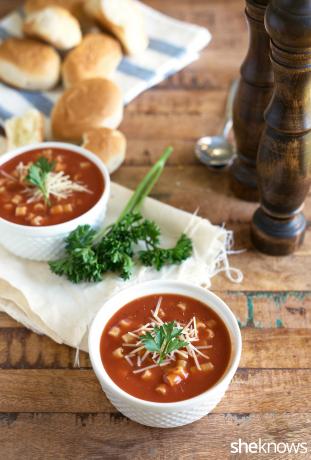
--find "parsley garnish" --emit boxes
[49,147,193,283]
[140,321,189,363]
[26,157,54,206]
[139,233,193,270]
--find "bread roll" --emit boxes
[0,127,7,155]
[25,0,84,16]
[62,33,122,88]
[51,78,123,142]
[23,6,82,51]
[82,127,126,173]
[5,109,45,150]
[84,0,149,56]
[0,38,60,90]
[25,0,93,30]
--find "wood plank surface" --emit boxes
[0,0,310,459]
[1,327,310,369]
[0,368,310,413]
[0,413,309,460]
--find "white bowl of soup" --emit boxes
[0,142,110,261]
[89,280,242,428]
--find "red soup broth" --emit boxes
[0,147,104,226]
[101,294,232,403]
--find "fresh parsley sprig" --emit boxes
[49,147,193,283]
[139,233,193,270]
[140,321,189,363]
[26,157,55,206]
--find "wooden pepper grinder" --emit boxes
[251,0,311,255]
[231,0,274,201]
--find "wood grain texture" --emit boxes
[250,1,311,254]
[0,0,310,458]
[0,291,310,369]
[0,368,310,413]
[0,413,309,460]
[231,0,273,200]
[0,326,310,369]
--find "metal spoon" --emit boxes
[195,79,238,169]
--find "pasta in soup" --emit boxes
[101,294,232,403]
[0,147,104,226]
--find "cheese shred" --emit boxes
[122,297,214,374]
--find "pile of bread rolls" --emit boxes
[0,0,149,173]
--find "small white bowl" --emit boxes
[89,280,242,428]
[0,142,110,261]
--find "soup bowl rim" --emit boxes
[0,141,110,235]
[89,280,242,409]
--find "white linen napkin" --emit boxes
[0,183,242,352]
[0,2,211,120]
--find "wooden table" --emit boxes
[0,1,310,458]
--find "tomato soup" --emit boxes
[0,147,104,226]
[101,294,232,403]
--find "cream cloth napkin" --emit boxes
[0,183,242,352]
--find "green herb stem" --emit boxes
[49,146,193,283]
[117,146,173,221]
[94,146,173,242]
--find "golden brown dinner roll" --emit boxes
[62,33,122,88]
[0,132,7,156]
[25,0,92,30]
[84,0,149,56]
[25,0,84,16]
[23,6,82,51]
[82,127,126,173]
[5,109,45,150]
[0,38,60,90]
[51,78,123,143]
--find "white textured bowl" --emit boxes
[0,142,110,261]
[89,280,242,428]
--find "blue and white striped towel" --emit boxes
[0,2,211,122]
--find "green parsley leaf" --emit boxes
[49,147,193,283]
[139,233,193,270]
[26,156,55,206]
[140,321,189,363]
[49,225,102,283]
[49,212,193,283]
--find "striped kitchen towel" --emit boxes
[0,2,211,121]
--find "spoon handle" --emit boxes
[220,79,239,138]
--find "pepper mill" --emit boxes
[251,0,311,255]
[231,0,274,201]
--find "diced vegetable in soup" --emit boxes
[101,294,232,403]
[0,148,104,226]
